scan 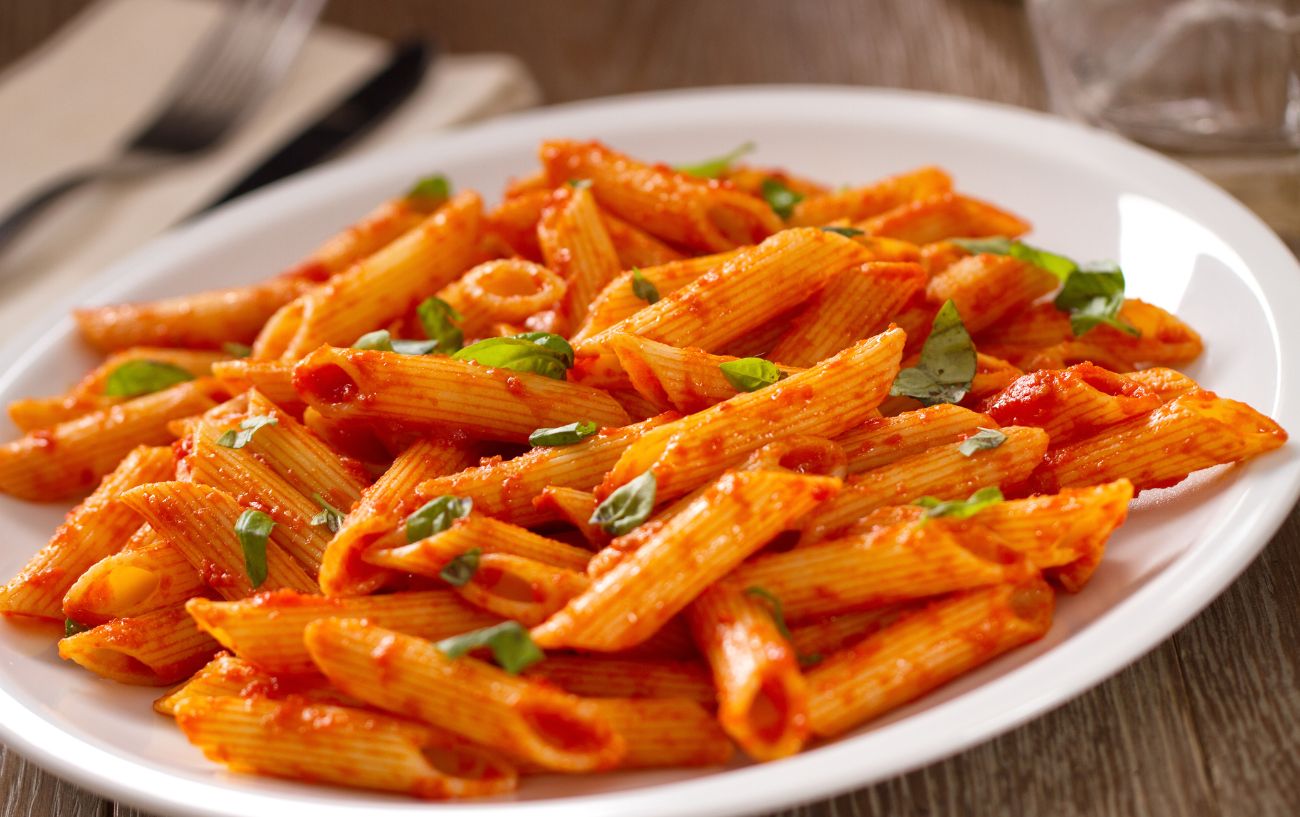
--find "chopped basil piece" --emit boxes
[436,620,544,675]
[407,174,451,202]
[309,493,345,533]
[745,586,821,666]
[958,427,1007,457]
[452,332,574,380]
[415,296,464,354]
[221,342,252,359]
[215,415,278,449]
[889,299,977,406]
[64,618,91,638]
[631,268,660,304]
[529,420,598,447]
[719,357,782,392]
[439,548,481,587]
[821,226,864,237]
[103,360,195,397]
[234,509,274,588]
[915,486,1004,519]
[567,178,592,189]
[951,236,1077,282]
[1055,261,1140,338]
[760,177,804,219]
[674,142,756,178]
[589,470,656,536]
[406,495,472,543]
[352,329,440,355]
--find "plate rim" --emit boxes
[1,84,1297,817]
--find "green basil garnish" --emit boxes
[915,486,1004,519]
[452,332,574,380]
[415,296,464,354]
[589,470,656,536]
[951,237,1077,280]
[215,415,278,449]
[436,621,544,675]
[957,427,1007,457]
[760,178,804,219]
[407,174,451,203]
[352,329,440,355]
[631,268,660,304]
[821,226,864,237]
[309,493,345,533]
[567,178,592,189]
[221,342,252,359]
[529,420,598,447]
[103,360,195,397]
[64,618,91,638]
[439,548,482,587]
[889,299,977,406]
[674,142,756,179]
[744,586,821,667]
[406,495,472,543]
[234,509,274,588]
[719,357,782,392]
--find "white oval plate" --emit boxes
[1,87,1297,817]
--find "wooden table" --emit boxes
[1,2,1297,815]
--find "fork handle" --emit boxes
[0,170,96,260]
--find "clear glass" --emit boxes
[1028,0,1300,152]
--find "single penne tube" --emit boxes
[984,363,1164,445]
[154,652,357,716]
[452,553,591,627]
[788,166,952,226]
[1121,367,1198,400]
[723,166,828,200]
[209,359,302,412]
[858,192,1031,244]
[787,605,921,659]
[279,191,484,358]
[533,470,841,652]
[768,261,926,366]
[599,209,685,268]
[687,581,810,760]
[535,486,604,547]
[608,333,804,414]
[0,379,220,502]
[835,404,995,474]
[802,425,1049,542]
[368,516,592,573]
[572,252,740,343]
[0,445,173,619]
[249,298,304,361]
[522,656,715,707]
[186,590,499,675]
[539,139,782,252]
[485,187,550,260]
[319,435,474,597]
[120,482,318,597]
[806,579,1054,738]
[538,185,623,329]
[62,534,206,625]
[58,605,219,685]
[304,618,626,772]
[174,695,518,800]
[414,416,673,528]
[292,346,629,442]
[1031,390,1287,493]
[243,390,368,506]
[740,435,848,480]
[437,259,566,337]
[924,253,1059,334]
[601,329,904,503]
[588,698,733,769]
[733,520,1030,622]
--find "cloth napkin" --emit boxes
[0,0,540,337]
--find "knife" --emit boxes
[201,40,434,211]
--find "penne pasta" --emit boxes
[538,185,623,329]
[859,192,1031,244]
[58,605,219,685]
[835,404,995,474]
[788,166,952,226]
[572,252,740,343]
[589,698,733,768]
[62,534,207,625]
[436,259,566,338]
[523,655,715,707]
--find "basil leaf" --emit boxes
[958,427,1007,457]
[744,586,821,667]
[1054,261,1140,338]
[103,360,195,397]
[452,333,574,380]
[439,548,481,587]
[392,339,442,355]
[760,178,804,219]
[529,420,598,447]
[64,618,91,638]
[915,486,1004,519]
[719,357,782,392]
[589,470,656,536]
[436,620,544,675]
[821,226,864,237]
[406,495,472,543]
[567,178,592,189]
[309,493,345,533]
[235,509,274,588]
[215,415,278,449]
[889,300,977,406]
[416,296,464,354]
[951,237,1076,282]
[674,142,756,178]
[631,268,660,304]
[222,342,252,359]
[353,330,439,355]
[407,174,451,202]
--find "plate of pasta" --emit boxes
[0,86,1297,817]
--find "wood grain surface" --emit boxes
[1,2,1297,816]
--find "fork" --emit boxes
[0,0,325,263]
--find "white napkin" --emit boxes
[0,0,540,335]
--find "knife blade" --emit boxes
[202,40,434,211]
